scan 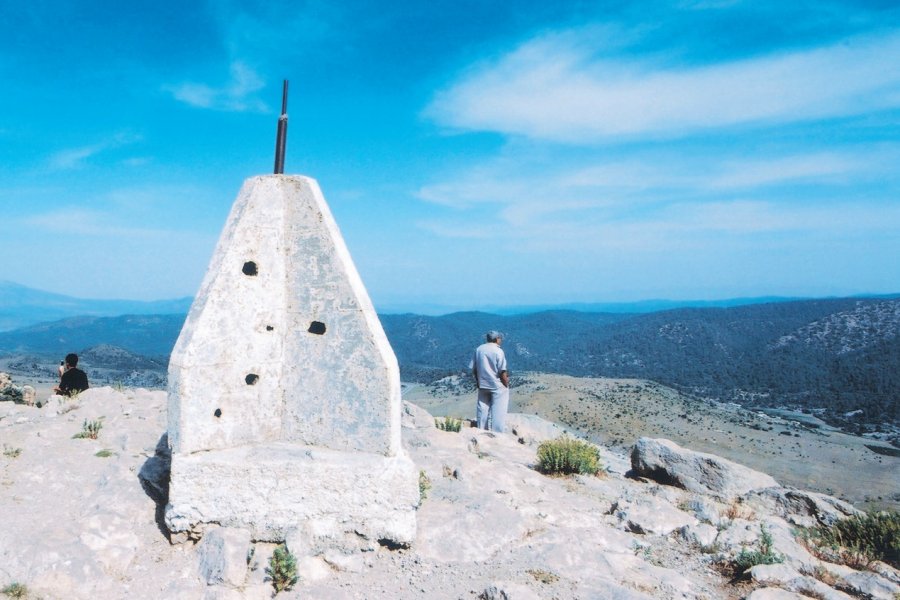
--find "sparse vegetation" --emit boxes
[1,582,28,598]
[95,449,116,458]
[0,386,23,403]
[3,445,22,458]
[266,544,298,593]
[733,524,783,574]
[419,470,431,501]
[526,568,559,584]
[723,499,756,521]
[73,419,103,440]
[535,435,601,476]
[798,510,899,569]
[435,416,463,432]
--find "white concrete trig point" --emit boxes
[165,175,418,544]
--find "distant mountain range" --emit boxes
[0,281,193,332]
[1,283,897,430]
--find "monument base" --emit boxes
[165,443,419,543]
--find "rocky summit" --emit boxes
[0,385,898,599]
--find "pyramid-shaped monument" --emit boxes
[165,175,418,544]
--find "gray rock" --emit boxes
[401,400,437,430]
[748,563,801,586]
[631,437,780,500]
[480,583,541,600]
[679,497,724,525]
[745,589,809,600]
[746,488,861,527]
[614,497,698,535]
[196,526,252,587]
[749,564,855,600]
[506,413,568,446]
[839,570,900,599]
[678,522,719,547]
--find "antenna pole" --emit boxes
[273,80,288,174]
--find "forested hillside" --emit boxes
[1,297,897,428]
[381,298,900,429]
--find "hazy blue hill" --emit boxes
[0,314,185,357]
[379,310,632,381]
[0,281,193,332]
[384,298,900,428]
[1,294,897,429]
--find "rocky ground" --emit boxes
[1,379,898,600]
[405,373,900,512]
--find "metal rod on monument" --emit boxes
[273,79,289,174]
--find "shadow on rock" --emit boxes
[139,432,171,541]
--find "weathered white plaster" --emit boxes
[166,175,417,543]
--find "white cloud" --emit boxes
[166,61,267,112]
[48,132,141,170]
[22,208,175,238]
[426,30,900,143]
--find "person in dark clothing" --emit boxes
[54,353,89,396]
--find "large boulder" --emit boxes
[630,438,779,500]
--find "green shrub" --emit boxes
[73,419,103,440]
[733,524,783,574]
[266,544,298,593]
[1,582,28,598]
[2,445,22,459]
[535,435,601,476]
[801,511,899,569]
[95,449,116,458]
[419,470,431,502]
[435,416,463,432]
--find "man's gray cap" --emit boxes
[486,330,502,342]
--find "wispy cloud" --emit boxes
[165,61,267,112]
[416,147,884,214]
[426,30,900,143]
[21,207,177,238]
[47,132,141,170]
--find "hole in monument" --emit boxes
[214,408,222,418]
[308,321,326,335]
[266,325,274,331]
[245,374,259,385]
[242,261,258,276]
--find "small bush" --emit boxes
[723,499,755,521]
[1,582,28,598]
[1,386,23,403]
[73,419,103,440]
[800,511,899,569]
[266,544,298,593]
[535,436,601,476]
[733,524,783,574]
[526,568,559,584]
[3,445,22,458]
[95,449,116,458]
[435,416,463,432]
[419,470,431,502]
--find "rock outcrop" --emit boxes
[0,371,35,406]
[631,437,781,500]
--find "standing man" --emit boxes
[54,353,89,396]
[472,330,509,432]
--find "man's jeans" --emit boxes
[476,387,509,432]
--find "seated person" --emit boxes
[54,353,89,396]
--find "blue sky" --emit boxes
[1,0,898,313]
